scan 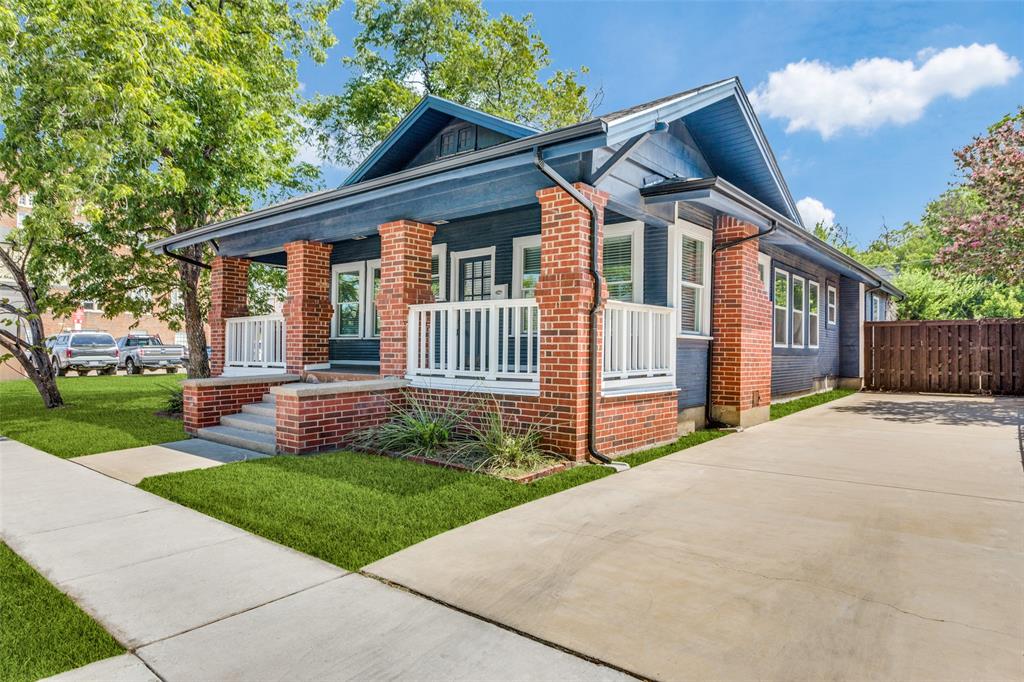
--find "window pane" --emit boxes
[457,127,474,152]
[371,266,381,336]
[604,234,633,302]
[430,255,441,300]
[792,279,804,346]
[679,285,700,334]
[439,132,457,157]
[774,308,787,345]
[335,270,360,336]
[680,235,703,285]
[808,283,819,314]
[809,313,819,347]
[521,245,541,298]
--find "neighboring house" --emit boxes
[0,189,202,380]
[151,78,902,460]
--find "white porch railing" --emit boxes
[603,301,676,393]
[225,314,286,373]
[407,299,540,393]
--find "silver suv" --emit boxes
[49,331,119,376]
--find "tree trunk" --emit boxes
[0,248,64,408]
[178,246,211,378]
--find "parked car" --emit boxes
[49,331,119,376]
[116,333,185,374]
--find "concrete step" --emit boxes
[241,402,276,419]
[196,425,277,455]
[262,393,276,404]
[220,412,276,435]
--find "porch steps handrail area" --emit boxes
[225,314,286,372]
[407,299,540,393]
[603,300,676,393]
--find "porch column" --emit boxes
[283,240,333,374]
[535,183,608,461]
[710,215,772,427]
[209,256,250,376]
[377,220,436,378]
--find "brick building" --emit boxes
[151,80,901,458]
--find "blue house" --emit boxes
[153,77,901,460]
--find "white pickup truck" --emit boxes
[116,334,185,374]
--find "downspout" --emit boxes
[703,219,778,428]
[532,148,624,469]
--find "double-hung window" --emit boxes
[366,260,382,337]
[512,235,542,299]
[603,222,644,303]
[773,269,789,347]
[332,262,363,338]
[757,252,772,294]
[791,275,806,347]
[827,285,837,325]
[674,221,711,336]
[808,280,820,348]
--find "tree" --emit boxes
[306,0,598,167]
[812,220,858,256]
[935,107,1024,285]
[1,0,337,382]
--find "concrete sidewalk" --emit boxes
[1,439,627,681]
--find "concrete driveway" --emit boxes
[367,392,1024,681]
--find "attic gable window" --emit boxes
[439,125,476,157]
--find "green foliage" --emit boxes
[1,543,123,682]
[454,411,553,475]
[164,385,184,416]
[893,270,1024,320]
[0,0,339,377]
[0,374,186,458]
[306,0,597,167]
[357,391,469,458]
[248,263,288,316]
[770,389,857,420]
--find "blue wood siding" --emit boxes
[406,120,514,170]
[764,244,842,397]
[676,337,709,409]
[435,206,541,288]
[839,276,861,377]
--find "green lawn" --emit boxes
[140,429,728,571]
[0,543,123,682]
[770,388,857,420]
[0,374,186,458]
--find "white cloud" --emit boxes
[797,197,835,229]
[750,43,1021,138]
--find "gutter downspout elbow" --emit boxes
[532,148,626,470]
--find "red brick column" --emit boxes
[535,183,608,461]
[377,220,436,378]
[283,241,333,374]
[209,256,250,376]
[710,216,772,426]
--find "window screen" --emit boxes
[679,234,704,334]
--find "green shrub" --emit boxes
[358,391,468,459]
[455,411,555,475]
[164,385,184,416]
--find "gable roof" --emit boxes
[596,77,800,223]
[344,95,539,186]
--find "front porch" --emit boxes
[190,183,682,460]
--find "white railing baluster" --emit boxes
[601,301,676,392]
[224,314,286,373]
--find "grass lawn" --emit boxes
[0,543,123,682]
[0,374,185,458]
[770,388,857,420]
[140,428,728,571]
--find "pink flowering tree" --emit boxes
[936,108,1024,285]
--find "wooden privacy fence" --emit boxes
[864,319,1024,394]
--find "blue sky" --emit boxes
[297,1,1023,247]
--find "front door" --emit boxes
[457,254,492,302]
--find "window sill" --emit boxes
[677,334,713,341]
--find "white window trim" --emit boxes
[757,252,772,295]
[791,274,806,348]
[773,268,790,348]
[431,243,448,302]
[449,246,496,302]
[604,221,645,303]
[808,279,820,349]
[364,258,381,338]
[511,234,541,299]
[669,218,712,338]
[827,284,838,325]
[331,261,364,339]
